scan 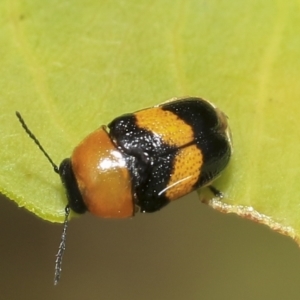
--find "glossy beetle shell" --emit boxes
[59,97,232,217]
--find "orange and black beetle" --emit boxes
[60,96,232,218]
[16,96,232,284]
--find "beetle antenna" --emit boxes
[54,205,71,285]
[16,112,70,284]
[15,112,59,174]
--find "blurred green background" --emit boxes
[2,192,300,300]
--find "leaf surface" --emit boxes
[1,0,300,246]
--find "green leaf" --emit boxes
[1,0,300,246]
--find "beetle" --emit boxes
[16,96,232,284]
